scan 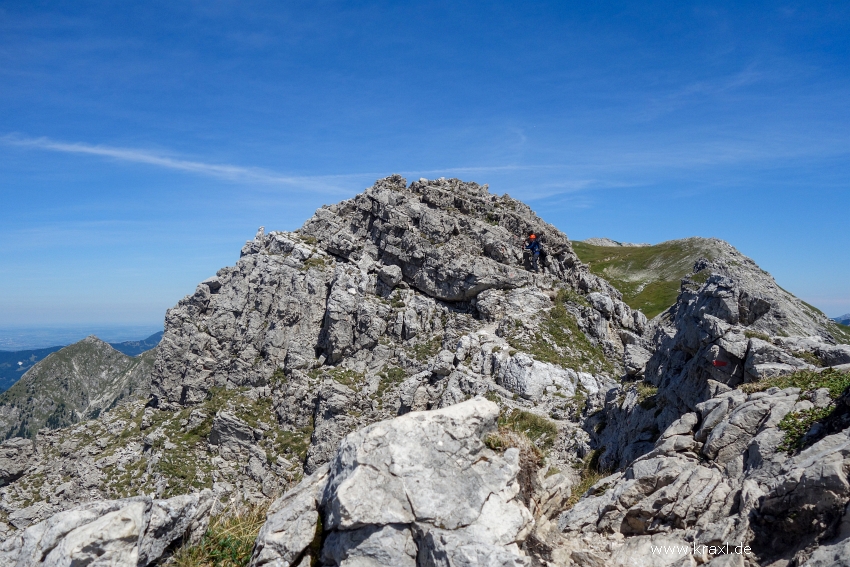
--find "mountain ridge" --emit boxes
[1,176,850,566]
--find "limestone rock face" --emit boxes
[251,398,533,566]
[0,490,212,567]
[544,380,850,566]
[150,176,638,408]
[594,252,845,472]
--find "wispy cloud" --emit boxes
[403,164,558,176]
[635,66,765,122]
[5,135,573,195]
[1,135,362,194]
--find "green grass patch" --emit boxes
[483,424,544,507]
[744,330,771,342]
[172,503,268,567]
[636,382,659,409]
[269,367,288,387]
[498,409,558,451]
[793,350,823,368]
[571,386,587,411]
[301,257,327,271]
[564,448,609,510]
[508,290,613,374]
[412,335,443,362]
[741,368,850,399]
[327,367,364,388]
[557,287,590,308]
[777,407,832,454]
[156,447,214,498]
[390,292,406,309]
[690,269,710,285]
[376,367,406,400]
[272,426,314,463]
[743,368,850,454]
[572,239,720,319]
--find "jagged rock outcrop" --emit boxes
[0,178,636,541]
[151,175,639,408]
[593,249,848,471]
[0,490,212,566]
[146,175,643,484]
[0,337,155,440]
[527,244,850,565]
[251,398,534,566]
[540,381,850,566]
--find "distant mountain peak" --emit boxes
[582,237,650,247]
[834,313,850,326]
[0,337,156,439]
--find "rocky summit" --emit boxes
[1,176,850,566]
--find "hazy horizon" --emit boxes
[0,325,163,351]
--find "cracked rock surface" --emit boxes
[251,398,533,567]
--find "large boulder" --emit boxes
[251,398,534,566]
[0,490,212,566]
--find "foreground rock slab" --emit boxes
[251,397,533,566]
[0,490,212,567]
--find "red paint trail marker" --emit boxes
[712,360,728,367]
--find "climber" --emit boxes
[524,231,541,273]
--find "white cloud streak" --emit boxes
[1,135,362,194]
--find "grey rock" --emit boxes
[624,344,652,377]
[209,411,255,451]
[428,350,456,376]
[151,175,634,406]
[597,243,844,471]
[251,399,532,566]
[252,465,329,567]
[323,399,527,532]
[0,438,33,487]
[753,429,850,556]
[304,381,358,475]
[745,337,812,379]
[587,292,614,319]
[801,536,850,566]
[0,490,212,567]
[377,264,403,288]
[322,524,417,567]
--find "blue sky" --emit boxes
[1,0,849,327]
